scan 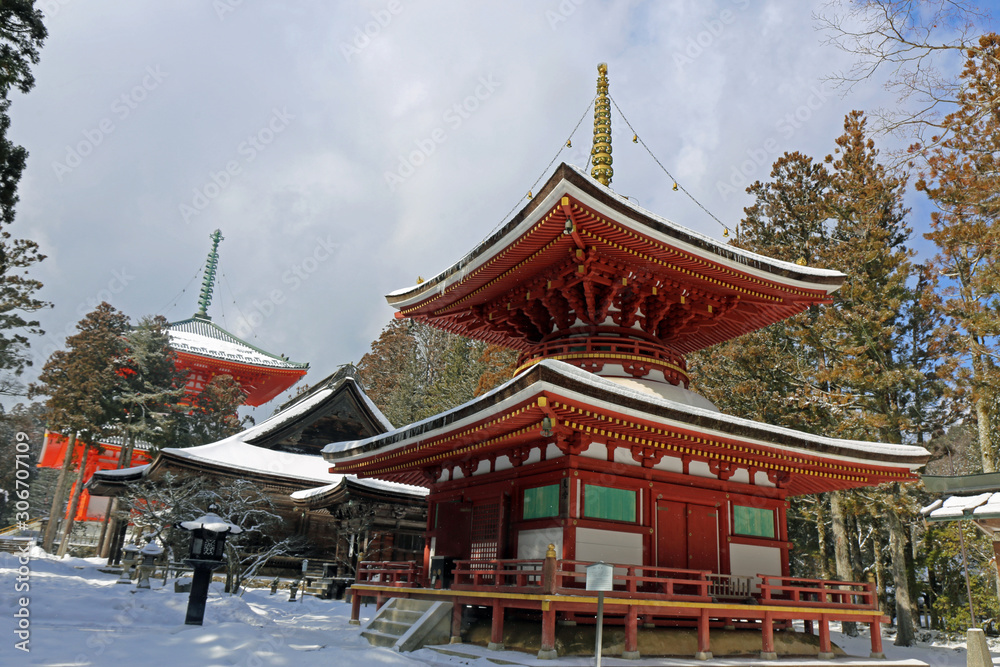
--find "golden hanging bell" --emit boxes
[566,139,572,148]
[527,190,533,200]
[724,228,730,237]
[632,134,638,143]
[672,182,678,191]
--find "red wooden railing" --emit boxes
[355,560,422,587]
[758,574,877,609]
[359,558,878,611]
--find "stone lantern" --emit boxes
[117,543,140,584]
[177,510,241,626]
[136,541,163,589]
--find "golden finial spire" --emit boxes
[591,63,613,186]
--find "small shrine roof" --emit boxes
[323,360,930,492]
[168,316,308,371]
[922,492,1000,522]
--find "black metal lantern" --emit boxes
[177,510,242,625]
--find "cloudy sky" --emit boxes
[7,0,991,419]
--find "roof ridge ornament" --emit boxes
[195,229,224,320]
[591,63,613,186]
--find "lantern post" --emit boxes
[177,510,242,626]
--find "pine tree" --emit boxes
[0,3,47,396]
[914,34,1000,474]
[31,303,131,553]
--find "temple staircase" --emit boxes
[361,598,451,652]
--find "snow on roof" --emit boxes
[324,359,930,469]
[168,317,307,370]
[388,163,844,305]
[162,437,343,485]
[246,387,336,439]
[93,464,150,478]
[922,492,1000,521]
[289,483,339,501]
[289,478,428,501]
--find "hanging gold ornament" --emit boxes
[723,228,730,237]
[527,191,533,200]
[632,134,638,143]
[566,139,572,148]
[672,182,678,191]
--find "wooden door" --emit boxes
[686,504,719,572]
[434,501,471,558]
[655,500,687,569]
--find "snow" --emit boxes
[0,548,992,666]
[324,359,931,470]
[162,438,343,484]
[923,492,1000,521]
[93,464,150,477]
[168,329,298,369]
[178,513,243,534]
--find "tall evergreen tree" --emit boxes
[914,34,1000,474]
[0,3,48,396]
[31,303,131,553]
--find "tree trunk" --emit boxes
[872,528,887,614]
[816,499,830,579]
[889,511,915,646]
[42,431,77,552]
[830,491,858,636]
[57,444,90,557]
[96,499,118,558]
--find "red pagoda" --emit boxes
[39,229,308,524]
[324,65,930,660]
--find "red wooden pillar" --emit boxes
[488,599,505,651]
[451,601,463,643]
[869,619,885,658]
[818,615,833,659]
[696,607,712,660]
[761,611,777,659]
[349,588,361,625]
[623,605,640,659]
[538,602,558,659]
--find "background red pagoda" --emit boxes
[39,229,308,523]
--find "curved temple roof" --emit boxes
[323,360,930,496]
[386,164,846,355]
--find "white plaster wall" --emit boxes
[580,441,607,461]
[729,543,782,579]
[517,527,564,559]
[754,471,776,487]
[575,527,643,566]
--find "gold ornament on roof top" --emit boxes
[591,62,613,186]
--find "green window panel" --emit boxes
[523,484,560,520]
[583,485,636,522]
[733,505,775,538]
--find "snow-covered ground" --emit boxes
[0,548,993,666]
